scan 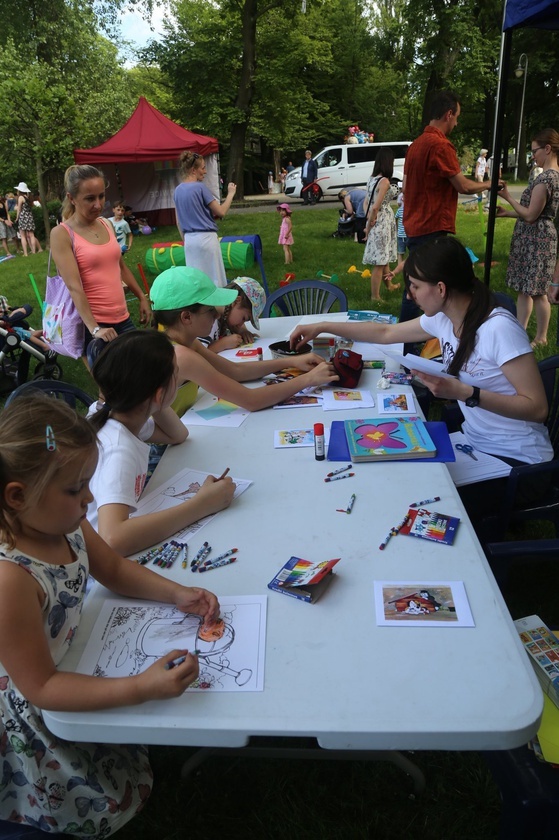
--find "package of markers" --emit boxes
[398,507,460,546]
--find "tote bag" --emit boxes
[42,232,85,360]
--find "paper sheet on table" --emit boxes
[446,432,511,487]
[182,392,250,427]
[377,391,416,415]
[381,349,456,380]
[76,595,267,692]
[321,388,375,411]
[274,427,331,448]
[133,466,252,541]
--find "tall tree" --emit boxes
[0,1,136,240]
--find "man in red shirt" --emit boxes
[401,91,490,324]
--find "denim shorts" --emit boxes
[85,316,136,367]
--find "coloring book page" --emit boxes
[77,595,267,692]
[133,466,252,541]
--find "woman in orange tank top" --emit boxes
[50,165,151,366]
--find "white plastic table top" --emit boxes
[44,314,543,751]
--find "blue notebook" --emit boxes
[327,420,455,463]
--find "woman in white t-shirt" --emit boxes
[289,237,553,532]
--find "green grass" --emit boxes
[2,207,558,839]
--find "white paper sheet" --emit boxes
[274,428,331,448]
[321,388,375,411]
[133,466,252,541]
[376,391,416,415]
[382,350,456,380]
[76,595,267,692]
[446,432,512,486]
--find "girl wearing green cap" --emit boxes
[150,266,339,414]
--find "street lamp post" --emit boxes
[514,53,528,182]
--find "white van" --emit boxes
[284,141,411,201]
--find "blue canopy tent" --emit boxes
[484,0,559,284]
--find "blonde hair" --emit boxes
[178,151,203,179]
[62,164,107,220]
[0,395,98,547]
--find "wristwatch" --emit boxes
[91,326,101,337]
[465,386,481,408]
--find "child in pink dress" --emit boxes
[277,203,293,264]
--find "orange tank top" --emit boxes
[62,218,128,324]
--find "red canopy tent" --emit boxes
[74,97,219,226]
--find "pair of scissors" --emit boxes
[455,443,478,461]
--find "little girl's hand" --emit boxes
[305,361,339,388]
[223,334,243,349]
[139,650,199,700]
[291,352,325,371]
[197,475,236,513]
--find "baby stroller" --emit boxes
[0,304,62,394]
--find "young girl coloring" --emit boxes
[198,276,266,352]
[0,395,220,836]
[87,330,235,556]
[151,266,338,415]
[277,203,293,264]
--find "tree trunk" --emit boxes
[33,122,51,246]
[225,0,258,199]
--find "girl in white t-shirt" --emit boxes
[88,330,235,556]
[289,237,553,531]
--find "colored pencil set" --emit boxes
[190,542,238,573]
[137,540,188,568]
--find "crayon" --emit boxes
[379,531,393,551]
[191,541,210,571]
[346,493,356,514]
[324,472,355,483]
[164,650,201,670]
[217,467,230,481]
[390,514,410,536]
[326,464,352,478]
[202,548,238,566]
[409,496,441,509]
[199,557,236,572]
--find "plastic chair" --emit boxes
[262,280,347,318]
[479,354,559,543]
[4,379,94,411]
[482,743,559,840]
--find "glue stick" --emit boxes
[314,423,325,461]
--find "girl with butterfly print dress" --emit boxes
[0,396,219,837]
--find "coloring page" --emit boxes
[133,467,252,541]
[77,595,267,692]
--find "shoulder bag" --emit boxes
[42,227,85,359]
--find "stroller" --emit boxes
[0,303,62,394]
